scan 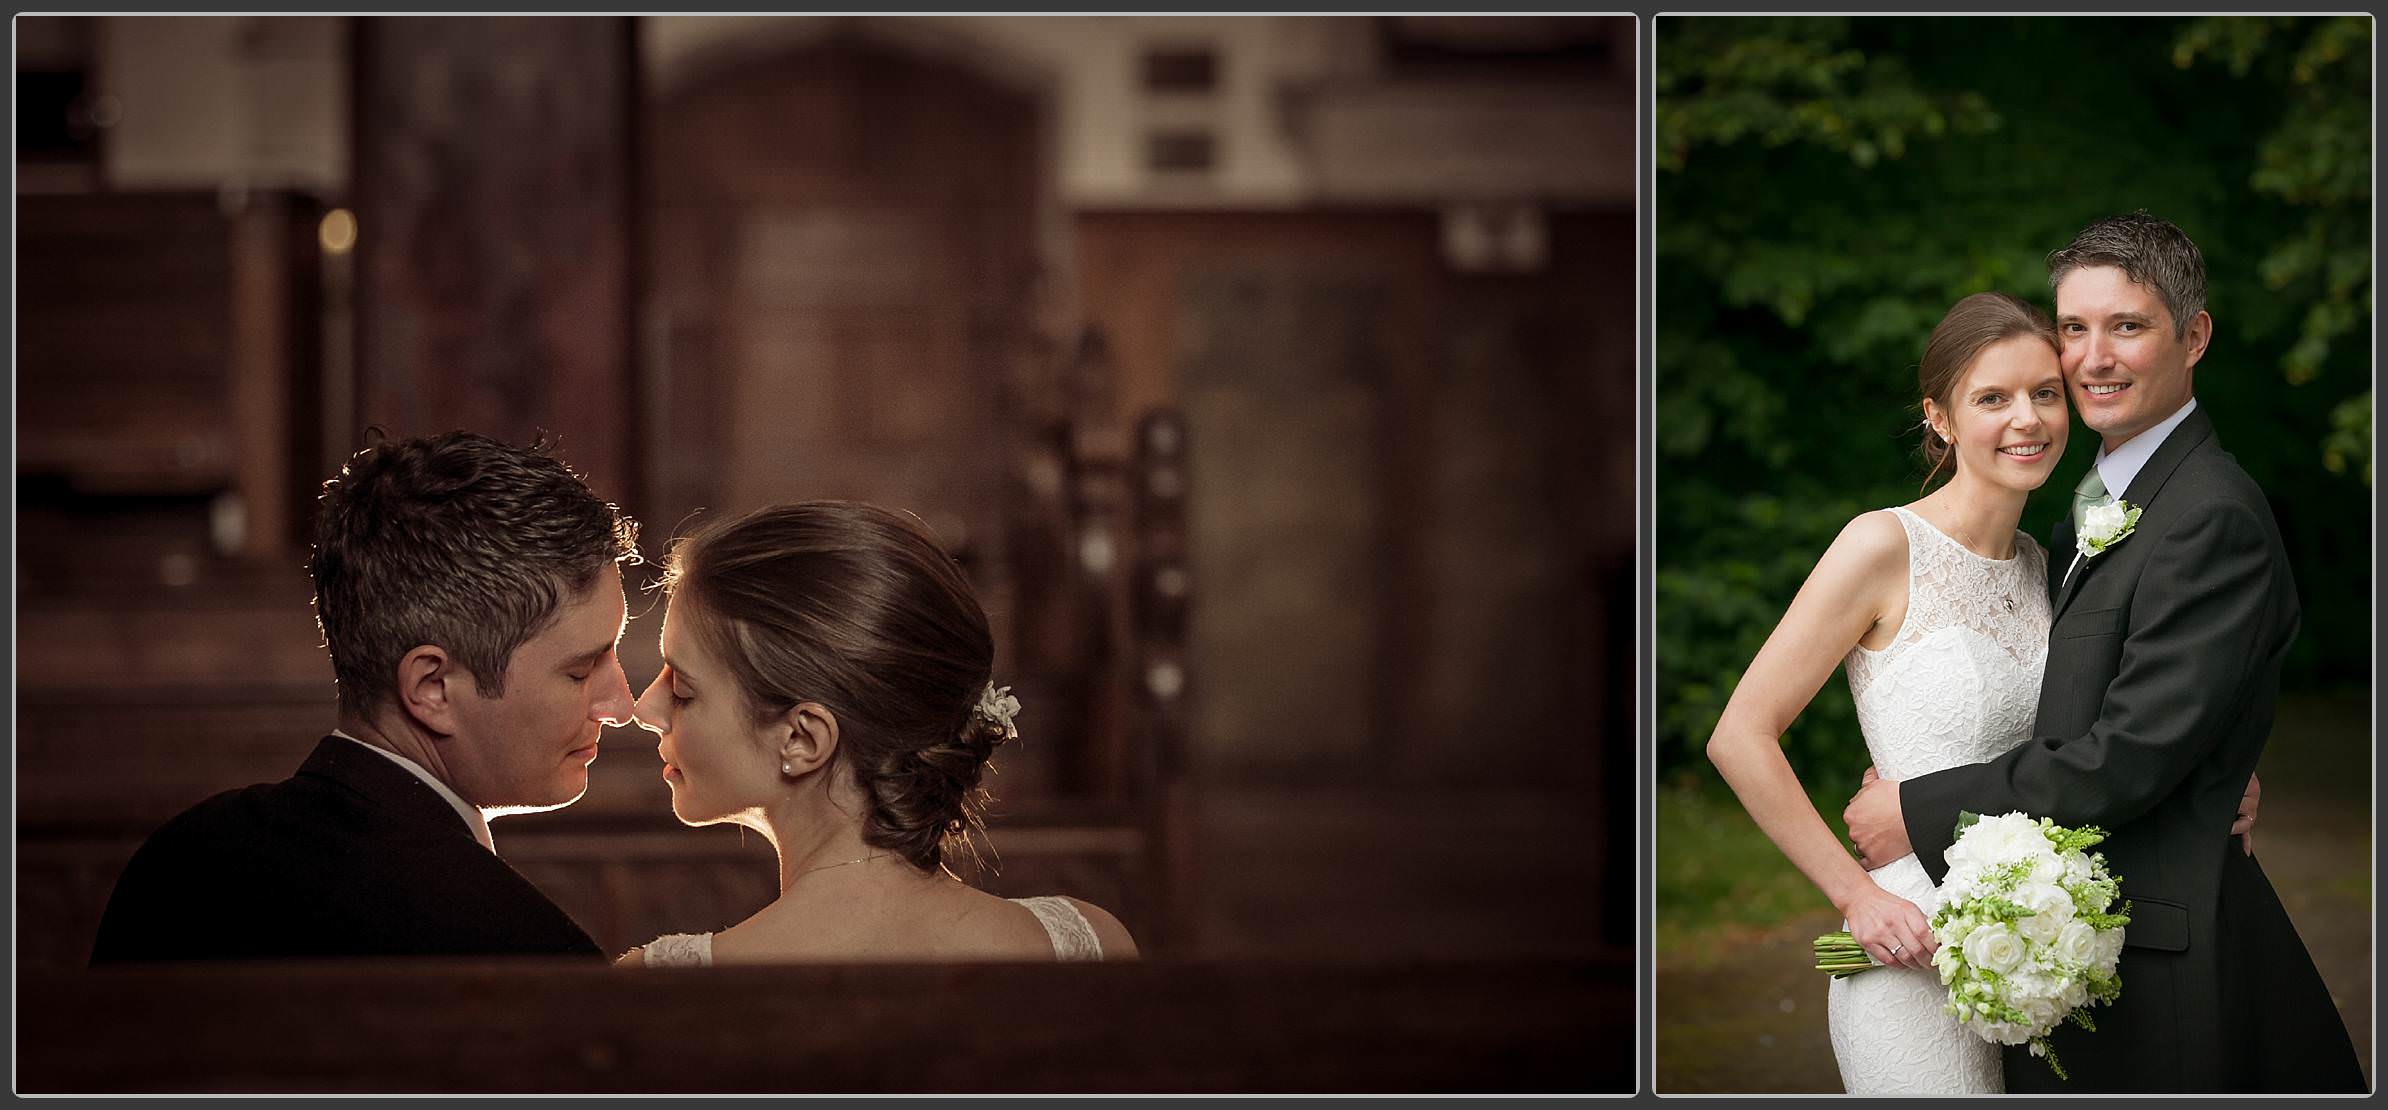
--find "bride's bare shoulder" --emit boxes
[1813,509,1909,581]
[1841,507,1909,550]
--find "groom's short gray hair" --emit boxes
[2046,211,2208,338]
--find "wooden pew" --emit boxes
[21,958,1630,1093]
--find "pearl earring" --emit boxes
[781,761,793,776]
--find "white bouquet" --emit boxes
[1813,811,2130,1079]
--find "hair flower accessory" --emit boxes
[976,683,1022,740]
[2075,498,2142,560]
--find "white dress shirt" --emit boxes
[2092,396,2199,502]
[2065,397,2199,586]
[329,729,496,853]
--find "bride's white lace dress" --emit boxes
[1827,506,2049,1095]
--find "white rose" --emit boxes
[1963,923,2028,976]
[2055,920,2099,966]
[2082,500,2128,539]
[2003,971,2064,1029]
[1944,834,1991,874]
[2091,926,2125,973]
[1951,825,2014,882]
[2028,851,2069,883]
[1978,1019,2033,1046]
[2015,883,2075,943]
[1979,814,2055,871]
[2018,992,2065,1032]
[2019,915,2061,946]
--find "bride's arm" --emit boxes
[1704,512,1935,970]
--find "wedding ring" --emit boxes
[1889,943,1903,955]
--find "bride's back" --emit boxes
[713,880,1128,963]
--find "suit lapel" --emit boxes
[2053,407,2216,617]
[2048,513,2076,601]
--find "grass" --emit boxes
[1656,691,2371,1092]
[1656,690,2374,968]
[1654,779,1847,963]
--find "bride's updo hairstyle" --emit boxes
[1916,292,2060,488]
[659,501,1009,872]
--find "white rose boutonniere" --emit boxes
[2075,498,2142,560]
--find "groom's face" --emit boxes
[2055,264,2209,451]
[445,569,635,813]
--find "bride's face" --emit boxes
[632,604,780,827]
[1927,335,2068,494]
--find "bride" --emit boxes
[616,501,1136,965]
[1704,292,2066,1093]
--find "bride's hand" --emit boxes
[1840,883,1935,972]
[2231,771,2260,856]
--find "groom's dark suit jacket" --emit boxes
[90,736,603,964]
[1900,406,2362,1093]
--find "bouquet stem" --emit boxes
[1812,931,1880,978]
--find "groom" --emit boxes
[1843,213,2364,1092]
[91,432,640,963]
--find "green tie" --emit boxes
[2071,467,2109,533]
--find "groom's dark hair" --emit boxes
[2046,210,2208,338]
[309,430,640,717]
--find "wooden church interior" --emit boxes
[18,15,1635,1092]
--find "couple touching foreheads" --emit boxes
[92,432,1135,967]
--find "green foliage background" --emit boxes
[1656,17,2373,786]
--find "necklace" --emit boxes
[796,852,884,879]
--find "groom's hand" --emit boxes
[1843,775,1911,868]
[2232,771,2261,856]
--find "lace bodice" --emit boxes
[1828,506,2049,1095]
[1843,506,2050,782]
[1012,895,1104,961]
[640,931,713,968]
[634,896,1104,966]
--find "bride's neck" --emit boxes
[1922,472,2028,558]
[760,778,894,898]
